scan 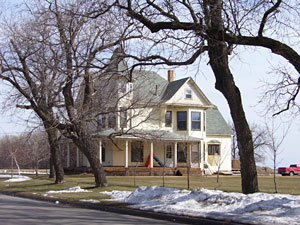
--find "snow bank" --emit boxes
[1,175,32,182]
[102,186,300,225]
[47,186,91,194]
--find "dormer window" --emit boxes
[185,89,192,99]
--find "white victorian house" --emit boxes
[59,50,232,175]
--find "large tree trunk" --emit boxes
[207,0,258,194]
[44,124,64,184]
[73,137,107,187]
[49,153,55,178]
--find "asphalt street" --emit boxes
[0,193,180,225]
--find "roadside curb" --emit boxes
[0,191,244,225]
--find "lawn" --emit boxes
[1,174,300,204]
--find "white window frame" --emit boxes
[185,89,192,99]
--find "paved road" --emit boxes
[0,194,179,225]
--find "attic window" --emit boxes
[185,89,192,99]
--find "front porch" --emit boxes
[58,128,232,176]
[64,166,202,176]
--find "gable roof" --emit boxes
[132,72,211,106]
[206,107,232,136]
[161,77,189,101]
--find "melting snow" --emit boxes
[47,186,91,194]
[101,186,300,225]
[0,175,32,182]
[80,199,101,203]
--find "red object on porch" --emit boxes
[145,154,154,168]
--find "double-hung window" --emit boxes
[177,111,187,130]
[191,112,201,130]
[165,111,172,127]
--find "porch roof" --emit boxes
[96,129,202,142]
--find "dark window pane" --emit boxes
[192,121,200,130]
[131,141,144,162]
[102,142,106,162]
[178,143,187,163]
[166,144,172,159]
[208,144,220,155]
[185,89,192,99]
[108,113,116,129]
[177,111,187,120]
[165,111,172,127]
[177,111,187,130]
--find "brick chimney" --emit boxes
[168,70,174,82]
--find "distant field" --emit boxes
[0,174,300,204]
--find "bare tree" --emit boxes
[231,122,269,163]
[0,3,65,183]
[23,131,50,176]
[0,135,24,175]
[0,0,142,187]
[265,119,289,193]
[113,0,300,194]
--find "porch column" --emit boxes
[99,139,102,164]
[189,143,192,167]
[198,142,201,168]
[76,147,79,167]
[174,142,177,168]
[125,140,128,168]
[67,143,70,168]
[150,141,154,168]
[187,109,191,136]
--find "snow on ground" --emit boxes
[0,174,31,182]
[80,199,101,203]
[101,186,300,225]
[47,186,91,194]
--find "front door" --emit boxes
[191,143,200,168]
[165,144,173,167]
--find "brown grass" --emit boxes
[0,174,299,204]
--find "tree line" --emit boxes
[0,132,49,174]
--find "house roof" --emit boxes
[206,107,232,136]
[161,77,190,101]
[132,70,168,103]
[132,71,211,106]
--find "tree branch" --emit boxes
[258,0,282,37]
